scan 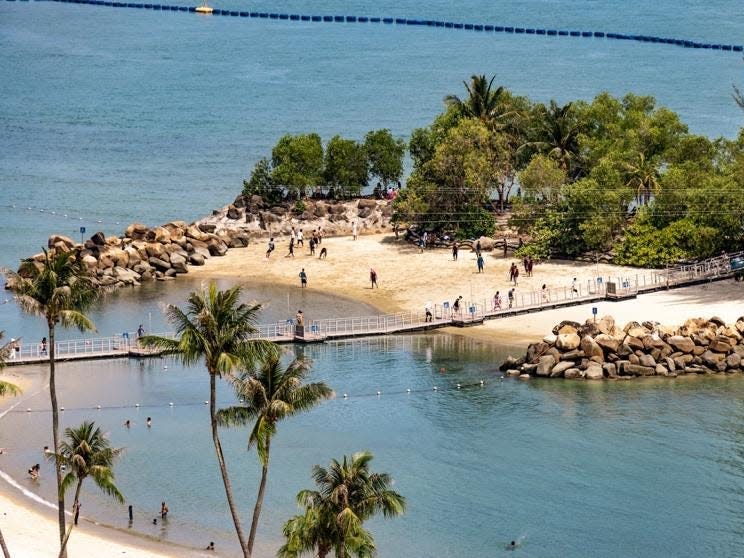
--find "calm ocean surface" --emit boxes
[2,2,744,556]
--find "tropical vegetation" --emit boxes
[4,249,98,556]
[216,356,334,556]
[140,283,278,558]
[51,421,124,558]
[243,129,405,201]
[393,74,744,265]
[278,451,406,558]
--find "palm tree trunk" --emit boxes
[48,322,67,557]
[209,373,250,558]
[57,480,83,558]
[247,439,270,554]
[0,526,11,558]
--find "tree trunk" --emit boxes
[247,438,270,554]
[209,373,250,558]
[57,480,83,558]
[0,526,11,558]
[48,323,67,557]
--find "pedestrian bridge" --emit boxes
[4,253,737,367]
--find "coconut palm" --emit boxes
[0,331,21,558]
[444,74,510,122]
[624,152,660,205]
[524,100,583,177]
[140,283,277,558]
[4,249,98,552]
[217,356,333,555]
[279,451,405,558]
[51,421,123,558]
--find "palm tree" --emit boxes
[51,421,124,558]
[444,74,510,122]
[0,331,21,558]
[524,100,583,177]
[4,249,97,553]
[624,152,660,205]
[279,451,406,558]
[140,283,277,558]
[217,356,333,556]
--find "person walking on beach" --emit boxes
[476,240,481,256]
[452,243,458,261]
[352,221,358,241]
[309,237,316,255]
[512,265,520,286]
[266,237,275,258]
[522,256,529,274]
[503,238,508,258]
[508,288,515,309]
[299,268,307,288]
[370,269,378,289]
[477,254,484,273]
[290,227,296,245]
[286,238,295,258]
[527,256,534,277]
[319,247,327,259]
[422,231,428,249]
[297,229,304,247]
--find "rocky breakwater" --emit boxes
[19,221,251,290]
[500,315,744,380]
[196,195,393,238]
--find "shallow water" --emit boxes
[2,336,744,557]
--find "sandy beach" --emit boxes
[189,233,643,315]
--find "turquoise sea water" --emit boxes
[2,337,744,557]
[3,2,744,556]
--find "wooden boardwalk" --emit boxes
[4,253,738,367]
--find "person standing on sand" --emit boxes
[299,268,307,288]
[370,269,378,288]
[512,265,519,286]
[503,238,508,258]
[452,243,458,261]
[477,254,484,273]
[309,237,316,255]
[352,221,358,241]
[286,238,295,258]
[266,238,275,258]
[290,227,296,245]
[297,229,304,247]
[527,256,534,277]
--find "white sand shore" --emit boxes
[0,489,210,558]
[189,233,641,315]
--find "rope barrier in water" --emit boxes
[6,0,743,54]
[5,380,496,414]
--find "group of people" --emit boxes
[508,263,520,285]
[492,289,516,310]
[521,255,535,277]
[268,228,327,260]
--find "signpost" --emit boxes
[79,226,86,244]
[592,306,598,323]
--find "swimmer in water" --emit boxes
[124,420,131,428]
[506,540,520,551]
[146,417,152,428]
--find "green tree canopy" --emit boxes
[271,134,324,198]
[323,136,369,198]
[364,129,405,186]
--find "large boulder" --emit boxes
[536,355,556,376]
[595,334,619,353]
[48,234,76,251]
[81,254,98,270]
[145,243,165,258]
[639,354,656,368]
[556,333,581,351]
[726,353,742,370]
[580,336,604,361]
[552,320,581,336]
[169,253,188,274]
[550,361,575,378]
[563,368,582,379]
[500,355,524,372]
[148,257,171,272]
[709,338,732,354]
[668,335,695,354]
[125,223,149,240]
[189,253,206,266]
[113,266,140,285]
[226,205,242,220]
[585,363,604,380]
[358,199,377,209]
[624,364,655,376]
[90,231,106,246]
[124,246,141,267]
[597,315,616,335]
[207,240,228,257]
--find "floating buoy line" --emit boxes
[6,379,497,414]
[5,0,742,54]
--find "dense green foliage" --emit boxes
[395,74,744,262]
[243,129,405,200]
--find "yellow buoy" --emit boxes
[195,2,213,14]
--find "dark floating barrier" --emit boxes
[8,2,741,54]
